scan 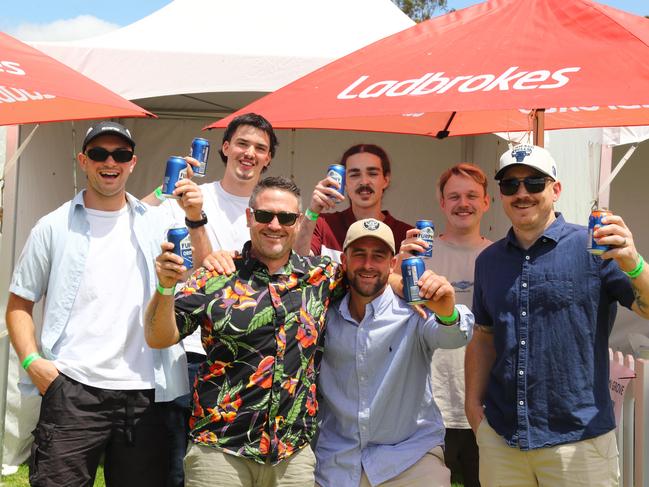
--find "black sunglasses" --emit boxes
[251,209,300,226]
[86,147,134,163]
[499,177,551,196]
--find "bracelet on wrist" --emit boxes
[436,307,459,325]
[154,185,165,201]
[21,352,41,371]
[304,208,319,221]
[156,283,175,296]
[624,254,645,279]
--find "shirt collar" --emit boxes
[338,285,394,325]
[506,212,565,248]
[72,190,145,215]
[239,241,308,276]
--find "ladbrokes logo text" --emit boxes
[337,66,581,99]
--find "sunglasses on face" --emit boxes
[499,177,551,196]
[250,209,300,226]
[86,147,134,163]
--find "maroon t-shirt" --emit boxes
[310,207,413,261]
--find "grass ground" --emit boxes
[1,464,106,486]
[0,463,464,486]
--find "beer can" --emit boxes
[162,156,188,199]
[587,209,612,255]
[190,137,210,178]
[167,227,193,269]
[327,164,346,197]
[401,257,427,305]
[415,220,435,258]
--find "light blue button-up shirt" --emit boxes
[315,286,473,487]
[9,191,188,401]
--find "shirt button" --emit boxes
[520,340,526,346]
[542,238,547,243]
[522,282,528,288]
[525,255,530,260]
[519,370,524,376]
[521,311,527,317]
[519,400,524,406]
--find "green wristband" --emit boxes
[436,307,459,325]
[624,255,645,279]
[156,283,175,296]
[21,352,41,371]
[154,185,165,201]
[304,208,319,221]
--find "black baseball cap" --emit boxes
[82,121,136,152]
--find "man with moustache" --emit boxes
[400,163,491,487]
[143,113,278,485]
[294,144,412,263]
[465,144,649,487]
[145,176,346,487]
[314,218,474,487]
[6,121,190,486]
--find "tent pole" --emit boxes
[533,109,545,147]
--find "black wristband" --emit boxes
[185,211,208,229]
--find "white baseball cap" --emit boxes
[496,144,558,181]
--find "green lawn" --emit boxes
[1,464,106,487]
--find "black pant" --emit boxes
[30,374,170,487]
[444,428,481,487]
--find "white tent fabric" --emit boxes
[34,0,414,115]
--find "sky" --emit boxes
[1,0,647,41]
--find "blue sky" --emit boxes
[1,0,646,41]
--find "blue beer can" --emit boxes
[586,209,612,255]
[327,164,346,197]
[162,156,188,199]
[167,227,193,269]
[190,137,210,178]
[401,257,427,305]
[415,220,435,258]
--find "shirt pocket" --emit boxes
[529,273,574,313]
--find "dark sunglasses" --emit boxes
[499,177,551,196]
[86,147,134,163]
[251,209,300,226]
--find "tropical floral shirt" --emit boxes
[174,242,344,464]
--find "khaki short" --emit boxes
[184,443,315,487]
[476,419,619,487]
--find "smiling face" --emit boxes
[345,152,390,210]
[78,134,136,210]
[440,173,490,234]
[246,188,301,270]
[222,125,272,186]
[500,165,561,235]
[342,236,395,300]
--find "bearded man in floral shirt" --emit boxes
[145,176,345,487]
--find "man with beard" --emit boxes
[144,176,346,487]
[143,113,278,486]
[314,218,474,487]
[294,144,412,263]
[465,144,649,486]
[400,163,491,487]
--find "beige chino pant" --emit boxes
[184,443,315,487]
[476,419,619,487]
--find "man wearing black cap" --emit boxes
[5,121,194,487]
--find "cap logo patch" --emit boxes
[363,219,380,231]
[512,145,533,162]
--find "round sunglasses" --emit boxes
[250,209,300,226]
[499,177,552,196]
[86,147,134,163]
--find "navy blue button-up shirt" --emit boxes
[473,213,635,449]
